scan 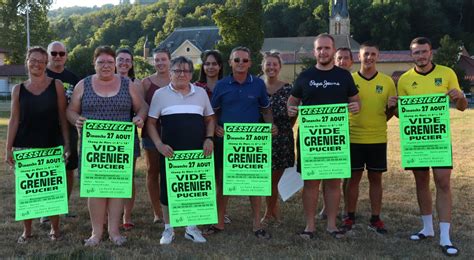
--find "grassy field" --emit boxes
[0,109,473,259]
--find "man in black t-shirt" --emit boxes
[287,34,360,239]
[46,41,80,218]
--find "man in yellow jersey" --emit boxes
[398,37,467,257]
[340,42,397,235]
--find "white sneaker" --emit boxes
[185,226,206,243]
[159,228,175,245]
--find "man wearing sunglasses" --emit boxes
[207,46,276,239]
[45,41,80,221]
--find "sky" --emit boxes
[51,0,120,9]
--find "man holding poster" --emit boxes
[287,34,360,239]
[147,56,215,245]
[206,46,276,239]
[397,37,467,256]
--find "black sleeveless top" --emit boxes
[13,80,61,148]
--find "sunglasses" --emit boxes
[233,58,250,63]
[50,51,66,57]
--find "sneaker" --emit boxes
[340,217,354,232]
[185,226,206,243]
[160,228,175,245]
[224,215,232,224]
[368,220,387,234]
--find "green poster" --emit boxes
[14,146,68,221]
[398,94,452,168]
[223,123,272,196]
[298,104,351,180]
[165,150,217,227]
[80,120,135,198]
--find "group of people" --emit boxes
[5,34,467,257]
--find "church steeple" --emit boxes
[329,0,350,35]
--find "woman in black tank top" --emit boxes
[5,46,70,244]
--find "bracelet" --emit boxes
[205,136,214,142]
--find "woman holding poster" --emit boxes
[67,46,148,246]
[115,48,142,230]
[5,46,70,243]
[260,51,295,226]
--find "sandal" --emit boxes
[122,222,135,231]
[17,234,34,244]
[297,230,314,240]
[224,215,232,224]
[327,229,345,239]
[203,225,224,236]
[440,245,459,257]
[84,237,101,247]
[109,236,127,246]
[153,218,163,224]
[410,232,434,241]
[49,232,61,241]
[254,229,271,239]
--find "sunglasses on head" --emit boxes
[50,51,66,57]
[233,58,250,63]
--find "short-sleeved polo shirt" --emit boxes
[148,83,214,150]
[211,74,270,125]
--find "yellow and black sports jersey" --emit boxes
[398,64,461,96]
[350,71,396,144]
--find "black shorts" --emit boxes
[350,143,387,172]
[66,125,79,171]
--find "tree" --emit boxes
[434,35,470,93]
[213,0,264,75]
[134,56,155,79]
[0,0,52,64]
[67,45,95,79]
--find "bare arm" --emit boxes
[287,95,301,127]
[146,116,173,157]
[260,106,278,136]
[213,108,224,137]
[386,96,398,120]
[5,84,21,166]
[55,79,70,158]
[447,89,468,111]
[66,80,86,130]
[348,94,361,114]
[203,115,216,156]
[129,81,149,128]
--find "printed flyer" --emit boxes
[298,104,350,180]
[165,150,217,227]
[223,123,272,196]
[80,120,134,198]
[14,146,68,221]
[398,94,451,167]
